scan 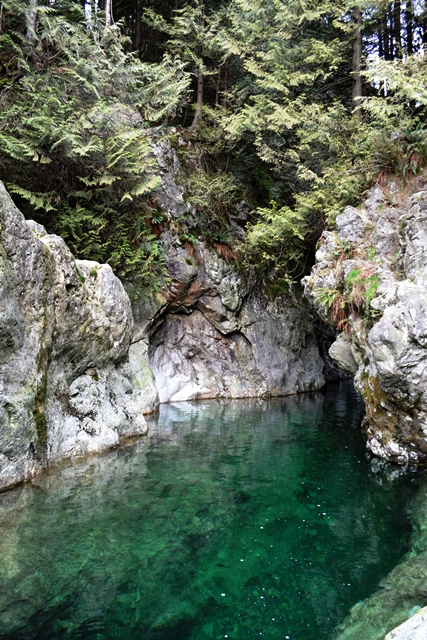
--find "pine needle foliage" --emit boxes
[244,200,308,284]
[219,2,427,284]
[205,0,355,283]
[1,0,426,297]
[0,0,189,293]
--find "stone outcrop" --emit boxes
[303,184,427,463]
[132,236,330,403]
[0,182,157,490]
[129,136,337,405]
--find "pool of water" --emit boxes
[0,381,421,640]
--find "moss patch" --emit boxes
[362,375,427,457]
[361,374,402,453]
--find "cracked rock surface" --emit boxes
[303,184,427,463]
[131,237,329,404]
[0,182,156,490]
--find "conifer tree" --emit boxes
[1,0,426,292]
[0,0,190,291]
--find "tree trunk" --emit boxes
[222,56,229,110]
[393,0,402,58]
[405,0,413,54]
[189,68,204,132]
[104,0,112,27]
[215,65,221,107]
[383,9,392,59]
[352,6,363,121]
[189,3,205,133]
[26,0,38,43]
[378,20,384,58]
[133,0,143,53]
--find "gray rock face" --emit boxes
[403,191,427,284]
[126,136,333,405]
[0,182,155,490]
[385,607,427,640]
[335,205,369,242]
[151,132,187,219]
[328,333,359,375]
[303,185,427,463]
[130,237,329,404]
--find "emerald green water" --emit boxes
[0,381,420,640]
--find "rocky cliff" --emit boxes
[303,183,427,463]
[0,182,157,490]
[130,136,335,404]
[0,171,333,490]
[132,235,330,404]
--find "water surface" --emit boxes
[0,381,420,639]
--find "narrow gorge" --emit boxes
[0,134,347,491]
[2,158,427,638]
[0,173,334,490]
[1,0,427,636]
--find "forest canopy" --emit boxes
[0,0,426,292]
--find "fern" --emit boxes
[6,184,57,211]
[0,0,189,295]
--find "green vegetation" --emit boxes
[314,287,348,330]
[314,266,380,330]
[345,268,380,318]
[0,0,426,293]
[0,0,189,292]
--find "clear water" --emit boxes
[0,381,420,640]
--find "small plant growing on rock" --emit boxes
[76,266,86,284]
[366,246,376,260]
[314,288,346,324]
[314,264,380,332]
[345,267,380,319]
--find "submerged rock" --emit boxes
[303,184,427,463]
[334,473,427,640]
[0,181,156,490]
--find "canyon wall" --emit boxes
[0,174,332,490]
[304,184,427,463]
[0,182,156,490]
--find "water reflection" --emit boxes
[0,381,420,640]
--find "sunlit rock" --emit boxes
[0,181,152,490]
